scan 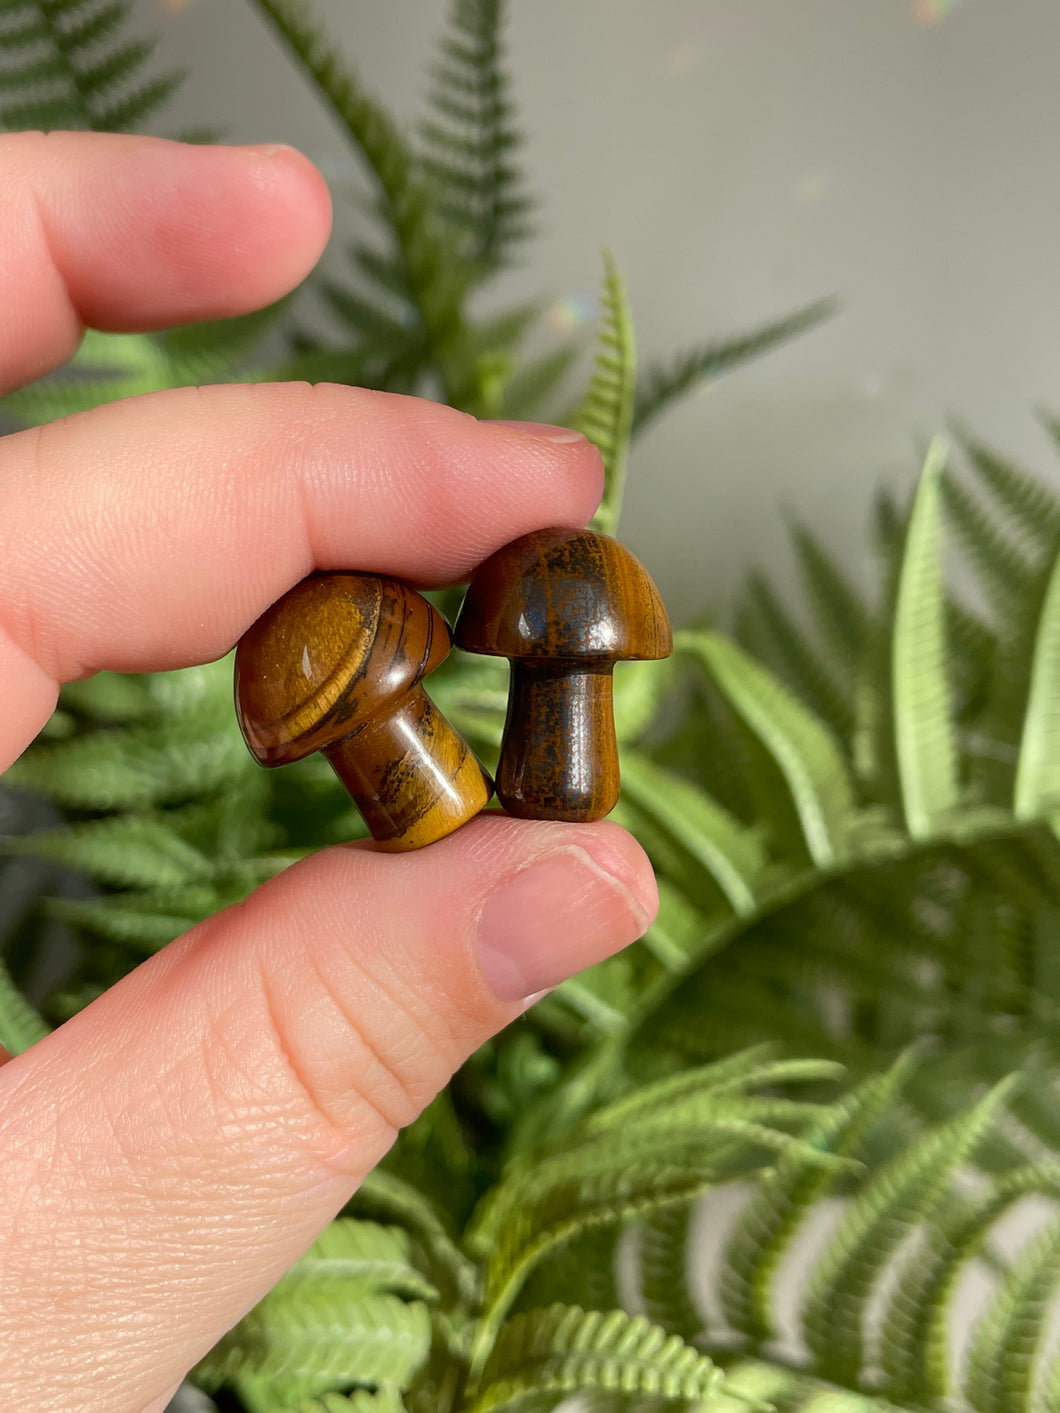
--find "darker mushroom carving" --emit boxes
[454,528,672,821]
[235,572,492,850]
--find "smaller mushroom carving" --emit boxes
[454,528,672,821]
[235,572,492,851]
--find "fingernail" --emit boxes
[237,142,299,158]
[477,847,652,1003]
[486,419,588,445]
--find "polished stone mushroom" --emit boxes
[454,528,672,821]
[235,571,492,850]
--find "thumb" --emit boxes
[0,815,656,1412]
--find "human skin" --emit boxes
[0,132,658,1412]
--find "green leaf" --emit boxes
[196,1288,431,1396]
[6,717,251,809]
[619,753,767,916]
[46,870,287,952]
[958,422,1060,555]
[735,572,854,745]
[675,630,855,868]
[568,250,636,536]
[891,438,960,838]
[1013,546,1060,819]
[802,1078,1015,1386]
[0,953,49,1054]
[880,1164,1060,1404]
[352,1169,479,1304]
[586,1050,842,1133]
[638,878,710,972]
[286,1219,438,1303]
[469,1305,725,1411]
[790,523,871,680]
[0,0,181,134]
[637,1204,702,1346]
[472,1162,718,1378]
[633,296,838,437]
[418,0,536,272]
[251,0,469,400]
[59,672,156,723]
[940,468,1035,620]
[4,815,215,890]
[721,1056,913,1344]
[614,657,677,746]
[965,1213,1060,1413]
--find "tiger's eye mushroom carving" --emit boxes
[454,528,672,821]
[235,572,492,851]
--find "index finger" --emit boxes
[0,387,601,769]
[0,131,332,393]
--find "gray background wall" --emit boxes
[140,0,1060,623]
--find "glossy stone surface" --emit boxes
[235,572,491,851]
[455,528,672,822]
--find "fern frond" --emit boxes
[619,753,768,917]
[473,1163,717,1381]
[957,422,1060,554]
[614,657,679,747]
[638,878,710,972]
[511,1220,622,1319]
[352,1169,479,1305]
[419,0,535,273]
[891,439,959,838]
[721,1055,914,1345]
[586,1049,842,1131]
[4,815,215,890]
[965,1212,1060,1413]
[319,280,416,353]
[287,1219,439,1304]
[1011,543,1060,819]
[940,467,1037,619]
[633,297,838,437]
[250,0,469,397]
[196,1288,431,1398]
[790,523,872,679]
[567,251,636,536]
[734,572,854,745]
[879,1164,1060,1404]
[469,1304,725,1411]
[58,671,156,724]
[721,1360,914,1412]
[801,1078,1016,1386]
[0,1,182,133]
[0,953,49,1054]
[946,594,997,720]
[675,629,856,868]
[2,300,293,427]
[47,865,290,953]
[469,1051,840,1375]
[6,662,250,809]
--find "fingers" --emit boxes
[0,386,601,768]
[0,131,332,393]
[0,816,658,1411]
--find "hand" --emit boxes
[0,133,657,1412]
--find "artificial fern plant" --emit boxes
[9,3,1060,1412]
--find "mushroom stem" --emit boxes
[498,660,620,822]
[324,689,492,851]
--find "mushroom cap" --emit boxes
[454,527,672,662]
[235,572,451,765]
